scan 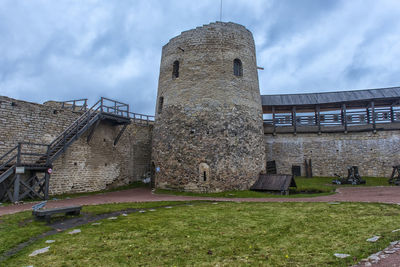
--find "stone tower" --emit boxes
[152,22,265,192]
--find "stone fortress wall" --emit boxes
[265,131,400,178]
[0,96,153,195]
[2,21,399,197]
[152,22,266,192]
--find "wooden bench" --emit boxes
[32,206,82,223]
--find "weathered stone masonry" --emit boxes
[2,21,400,197]
[0,96,79,153]
[265,131,400,178]
[152,22,266,192]
[50,121,152,195]
[0,96,153,195]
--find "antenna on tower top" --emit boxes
[219,0,222,21]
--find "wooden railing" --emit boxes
[61,99,88,111]
[1,97,154,174]
[100,97,129,117]
[0,142,49,170]
[264,106,400,134]
[128,112,155,125]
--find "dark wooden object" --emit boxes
[33,206,82,223]
[292,165,301,177]
[304,159,313,178]
[333,166,366,185]
[389,165,400,185]
[251,174,296,195]
[266,160,277,174]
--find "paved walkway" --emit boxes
[1,186,400,216]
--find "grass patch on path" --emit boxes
[4,202,400,266]
[296,176,390,192]
[155,188,334,198]
[155,176,390,198]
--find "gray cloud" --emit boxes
[1,0,400,115]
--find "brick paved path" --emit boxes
[1,186,400,216]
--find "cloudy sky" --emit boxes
[1,0,400,115]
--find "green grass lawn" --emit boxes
[0,211,51,256]
[0,201,184,256]
[3,201,400,266]
[155,176,391,198]
[155,188,334,198]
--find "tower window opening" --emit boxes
[233,58,243,77]
[199,163,210,182]
[158,96,164,114]
[172,60,179,78]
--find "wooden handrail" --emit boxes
[1,97,135,169]
[49,99,102,147]
[0,145,18,162]
[0,155,17,170]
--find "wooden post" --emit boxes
[316,105,321,134]
[114,125,128,146]
[391,104,395,122]
[342,103,347,133]
[13,174,20,202]
[371,101,376,132]
[14,143,21,202]
[292,106,297,135]
[14,143,22,202]
[87,119,100,144]
[272,106,276,135]
[314,106,318,125]
[367,104,370,124]
[45,145,50,165]
[17,143,21,165]
[44,173,50,200]
[62,133,66,152]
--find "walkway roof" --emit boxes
[261,86,400,113]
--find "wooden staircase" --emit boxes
[0,97,132,202]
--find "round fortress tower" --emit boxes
[152,22,265,192]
